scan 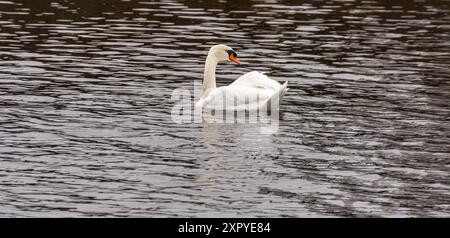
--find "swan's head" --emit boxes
[208,44,240,65]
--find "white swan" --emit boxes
[196,44,288,111]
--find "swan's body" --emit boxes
[196,44,288,111]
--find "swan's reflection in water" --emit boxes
[199,111,280,172]
[196,119,292,217]
[203,116,279,152]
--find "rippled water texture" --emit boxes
[0,0,449,217]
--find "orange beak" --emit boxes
[229,54,241,65]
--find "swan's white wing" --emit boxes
[196,71,289,111]
[200,85,274,111]
[230,71,281,91]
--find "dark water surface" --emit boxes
[0,0,449,217]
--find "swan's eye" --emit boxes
[226,49,240,65]
[226,50,237,58]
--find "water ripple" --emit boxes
[0,0,449,217]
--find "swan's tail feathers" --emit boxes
[262,81,288,113]
[269,81,289,103]
[278,81,288,102]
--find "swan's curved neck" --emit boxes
[202,54,218,96]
